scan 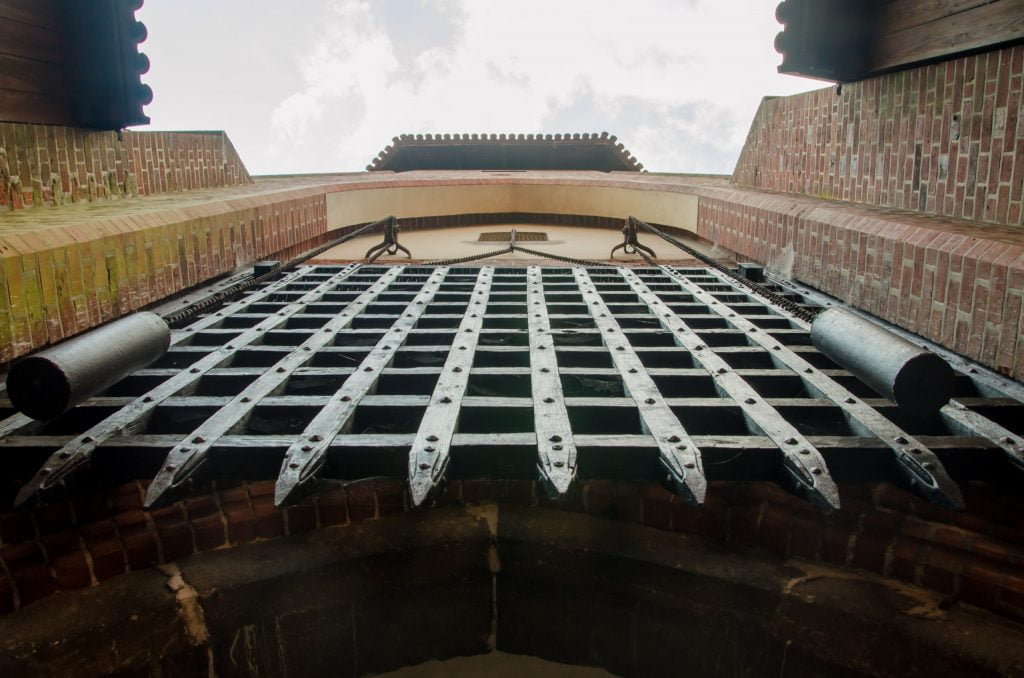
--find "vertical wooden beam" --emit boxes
[618,267,841,511]
[275,268,449,506]
[143,266,401,507]
[574,268,707,505]
[682,265,963,509]
[408,267,493,506]
[527,265,577,497]
[16,264,363,507]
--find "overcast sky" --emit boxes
[136,0,822,175]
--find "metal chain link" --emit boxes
[633,219,822,323]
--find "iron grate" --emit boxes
[478,231,548,242]
[2,264,1022,512]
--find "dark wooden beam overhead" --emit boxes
[775,0,1024,83]
[0,0,151,129]
[367,132,644,172]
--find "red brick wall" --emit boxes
[1,478,1022,620]
[695,189,1024,379]
[0,124,252,209]
[733,44,1024,227]
[0,193,328,363]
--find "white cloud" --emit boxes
[141,0,823,174]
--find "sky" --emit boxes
[136,0,823,176]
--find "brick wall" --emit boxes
[0,124,252,210]
[695,188,1024,379]
[0,192,328,363]
[0,478,1021,620]
[733,44,1024,227]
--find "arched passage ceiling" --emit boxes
[2,502,1022,678]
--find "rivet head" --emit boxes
[426,435,439,442]
[645,398,655,404]
[1002,436,1015,444]
[628,368,638,373]
[552,444,563,451]
[845,397,855,404]
[544,397,555,403]
[165,465,176,472]
[785,438,798,445]
[895,436,908,444]
[424,446,436,453]
[550,435,562,442]
[908,448,922,455]
[745,398,756,404]
[419,462,431,470]
[616,346,625,351]
[364,366,373,372]
[341,395,352,401]
[804,368,812,374]
[684,462,696,469]
[192,436,205,444]
[667,435,681,443]
[143,396,154,402]
[310,435,323,442]
[301,445,313,452]
[82,435,94,443]
[277,366,286,373]
[190,367,200,373]
[553,460,565,467]
[58,451,71,459]
[811,467,822,475]
[798,448,810,455]
[440,396,452,403]
[453,366,463,372]
[923,462,936,470]
[241,396,252,403]
[39,467,52,475]
[289,462,300,469]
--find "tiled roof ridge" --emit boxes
[366,132,644,172]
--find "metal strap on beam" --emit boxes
[684,265,964,509]
[619,267,841,512]
[143,266,402,507]
[275,267,449,506]
[15,264,362,507]
[943,403,1024,472]
[408,267,493,506]
[527,265,578,497]
[573,268,707,505]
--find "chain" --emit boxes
[632,219,822,323]
[422,246,514,266]
[162,217,387,328]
